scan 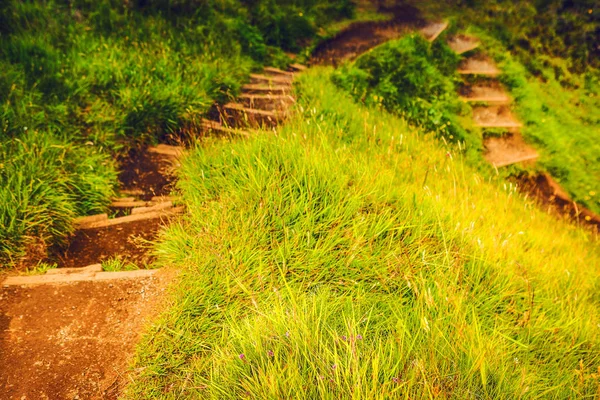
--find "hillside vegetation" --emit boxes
[125,70,600,398]
[0,0,353,266]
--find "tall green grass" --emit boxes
[0,0,355,265]
[125,69,600,398]
[331,33,478,153]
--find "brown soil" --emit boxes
[48,217,171,269]
[310,4,423,65]
[0,269,174,399]
[118,147,175,201]
[516,173,600,233]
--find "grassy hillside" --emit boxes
[125,70,600,398]
[0,0,354,266]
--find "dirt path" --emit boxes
[311,4,423,65]
[0,269,173,399]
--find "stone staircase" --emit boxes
[5,63,306,284]
[202,64,305,134]
[421,22,538,168]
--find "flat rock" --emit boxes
[484,133,539,167]
[458,56,501,76]
[419,21,449,42]
[447,34,480,54]
[473,105,522,128]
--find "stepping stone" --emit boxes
[249,73,292,85]
[201,119,250,137]
[289,63,307,72]
[484,133,539,167]
[242,84,291,94]
[459,83,511,104]
[447,34,480,54]
[223,103,281,128]
[458,56,501,76]
[147,144,184,158]
[263,66,295,77]
[473,105,522,128]
[419,21,449,42]
[238,93,295,111]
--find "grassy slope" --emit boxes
[0,0,354,266]
[125,70,600,398]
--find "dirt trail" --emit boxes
[0,269,173,399]
[311,4,423,65]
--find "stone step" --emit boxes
[223,103,281,128]
[147,144,185,158]
[45,264,103,275]
[111,200,152,208]
[75,206,184,230]
[473,105,522,128]
[119,189,144,196]
[201,118,251,137]
[263,66,295,77]
[74,213,108,228]
[2,266,159,286]
[460,83,511,104]
[289,63,307,72]
[447,34,480,54]
[238,93,295,111]
[130,201,173,215]
[249,73,292,85]
[484,133,539,168]
[458,56,501,76]
[242,84,291,95]
[419,21,449,42]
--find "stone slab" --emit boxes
[473,105,522,128]
[76,206,185,229]
[484,133,539,167]
[447,34,480,54]
[458,57,501,76]
[420,21,449,42]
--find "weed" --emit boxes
[101,257,139,272]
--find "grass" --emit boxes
[0,0,356,266]
[124,69,600,398]
[331,21,599,215]
[101,257,139,272]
